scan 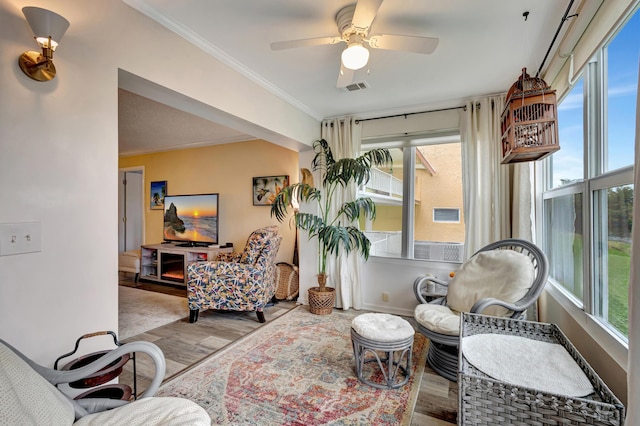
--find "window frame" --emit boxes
[361,130,463,261]
[539,6,637,344]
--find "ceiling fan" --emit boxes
[270,0,439,88]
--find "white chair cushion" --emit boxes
[447,250,535,317]
[0,343,75,425]
[74,397,210,426]
[351,313,415,342]
[414,304,461,336]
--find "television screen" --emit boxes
[163,194,219,245]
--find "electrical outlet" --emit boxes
[382,292,389,302]
[0,222,41,256]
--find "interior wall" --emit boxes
[0,0,317,365]
[118,140,298,263]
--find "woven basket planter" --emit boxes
[308,287,335,315]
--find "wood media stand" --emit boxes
[140,243,233,287]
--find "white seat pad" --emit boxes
[351,313,414,342]
[74,397,210,426]
[414,304,461,336]
[462,334,595,397]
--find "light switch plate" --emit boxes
[0,222,42,256]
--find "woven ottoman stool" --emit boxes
[350,313,415,389]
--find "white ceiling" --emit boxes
[119,0,575,155]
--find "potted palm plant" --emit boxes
[271,139,392,314]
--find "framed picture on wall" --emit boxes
[252,175,289,206]
[150,180,167,210]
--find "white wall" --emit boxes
[0,0,318,365]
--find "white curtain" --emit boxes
[460,95,533,258]
[625,61,640,426]
[321,117,363,310]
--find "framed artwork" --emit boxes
[252,175,289,206]
[150,181,167,210]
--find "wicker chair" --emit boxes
[413,239,549,382]
[0,338,210,424]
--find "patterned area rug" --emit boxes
[118,286,188,339]
[157,306,428,425]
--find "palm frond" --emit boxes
[338,197,377,222]
[360,148,393,171]
[311,139,335,174]
[270,183,321,222]
[318,225,371,260]
[295,212,325,238]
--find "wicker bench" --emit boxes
[458,313,625,425]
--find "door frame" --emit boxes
[119,166,145,252]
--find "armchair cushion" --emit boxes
[188,261,270,312]
[447,250,535,317]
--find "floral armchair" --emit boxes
[187,226,282,323]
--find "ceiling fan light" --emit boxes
[342,43,369,70]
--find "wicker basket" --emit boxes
[274,262,299,301]
[308,287,335,315]
[459,313,625,426]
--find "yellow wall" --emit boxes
[415,143,465,242]
[119,139,298,263]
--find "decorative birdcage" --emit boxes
[500,68,560,164]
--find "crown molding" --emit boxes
[122,0,323,121]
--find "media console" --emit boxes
[140,243,233,287]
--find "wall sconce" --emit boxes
[18,6,70,82]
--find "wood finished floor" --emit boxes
[117,275,457,425]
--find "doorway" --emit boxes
[118,167,144,253]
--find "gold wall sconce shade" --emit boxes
[18,6,70,82]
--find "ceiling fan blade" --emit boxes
[352,0,384,29]
[368,34,439,54]
[337,64,355,88]
[271,36,342,51]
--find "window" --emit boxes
[541,8,638,339]
[433,208,460,223]
[551,77,584,188]
[360,133,465,262]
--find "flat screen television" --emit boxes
[163,193,219,246]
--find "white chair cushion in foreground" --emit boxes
[0,338,210,425]
[74,397,210,426]
[1,342,76,425]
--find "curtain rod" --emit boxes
[536,0,577,78]
[354,105,466,125]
